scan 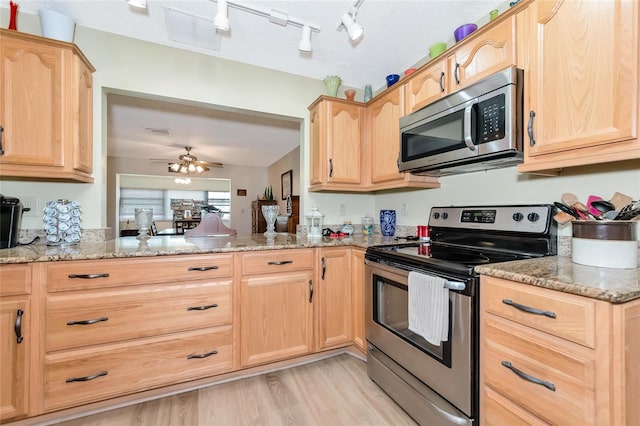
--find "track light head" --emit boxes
[126,0,147,8]
[341,10,363,41]
[298,25,312,52]
[214,0,230,31]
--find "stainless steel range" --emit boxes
[365,204,557,426]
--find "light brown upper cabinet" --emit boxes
[404,17,516,115]
[309,96,364,191]
[517,0,640,173]
[364,89,440,190]
[0,29,94,182]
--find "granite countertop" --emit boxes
[0,233,395,264]
[3,234,639,304]
[476,256,640,304]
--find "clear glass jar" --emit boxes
[341,221,354,235]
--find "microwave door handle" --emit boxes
[463,102,476,151]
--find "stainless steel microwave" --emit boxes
[399,66,524,176]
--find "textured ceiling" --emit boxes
[13,0,504,168]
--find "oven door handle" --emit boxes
[365,259,466,292]
[444,281,466,291]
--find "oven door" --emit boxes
[365,260,475,419]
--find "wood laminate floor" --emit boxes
[56,354,417,426]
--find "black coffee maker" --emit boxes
[0,195,29,249]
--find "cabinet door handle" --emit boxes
[14,309,24,344]
[528,111,536,146]
[187,304,218,311]
[502,299,556,318]
[329,158,333,178]
[187,266,219,271]
[0,125,4,156]
[454,63,460,85]
[187,349,218,359]
[67,317,109,326]
[267,260,293,265]
[321,257,326,280]
[309,280,313,303]
[66,371,108,383]
[439,72,445,92]
[501,361,556,391]
[68,273,110,279]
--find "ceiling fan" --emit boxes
[162,146,223,174]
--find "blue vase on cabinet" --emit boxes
[380,210,396,236]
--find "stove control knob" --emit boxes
[528,212,540,222]
[512,212,524,222]
[441,212,449,220]
[433,212,440,219]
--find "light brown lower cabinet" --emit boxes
[315,248,352,350]
[351,248,366,352]
[239,249,314,367]
[480,275,640,425]
[0,264,32,423]
[0,247,369,423]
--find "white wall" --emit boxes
[374,162,640,237]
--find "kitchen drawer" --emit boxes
[47,254,233,291]
[482,276,596,348]
[483,316,596,425]
[47,280,232,351]
[483,386,549,426]
[44,325,232,411]
[0,264,31,296]
[241,249,314,275]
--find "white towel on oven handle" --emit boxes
[408,271,449,345]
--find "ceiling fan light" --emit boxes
[180,165,188,174]
[169,163,180,172]
[187,163,196,172]
[195,165,205,173]
[214,0,230,31]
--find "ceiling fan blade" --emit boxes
[196,160,224,168]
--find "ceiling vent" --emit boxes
[145,127,170,136]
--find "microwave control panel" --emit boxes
[478,94,505,143]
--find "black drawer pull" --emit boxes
[502,299,556,319]
[187,266,219,271]
[267,260,293,265]
[187,350,218,359]
[501,361,556,391]
[66,371,108,383]
[68,273,110,279]
[187,304,218,311]
[67,317,109,326]
[14,309,24,344]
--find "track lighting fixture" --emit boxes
[126,0,147,8]
[337,0,365,41]
[299,25,312,52]
[214,0,230,31]
[210,0,320,51]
